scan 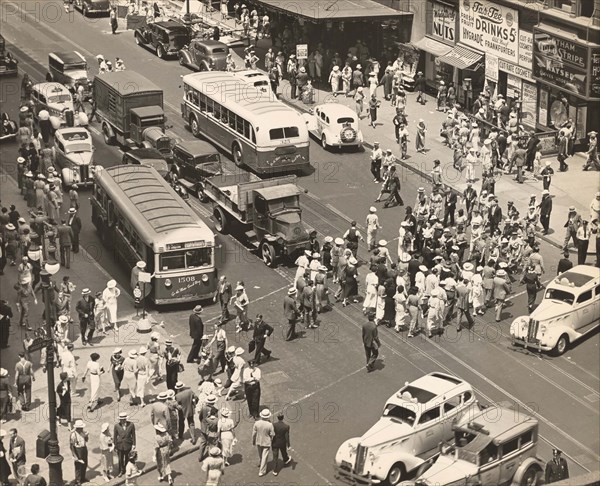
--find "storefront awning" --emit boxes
[251,0,412,21]
[438,44,483,70]
[412,36,452,58]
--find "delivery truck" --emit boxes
[93,71,166,148]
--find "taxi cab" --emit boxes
[412,406,544,486]
[334,372,480,485]
[510,265,600,355]
[31,82,75,125]
[303,102,363,150]
[54,127,95,187]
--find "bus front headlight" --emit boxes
[201,274,209,282]
[164,279,172,288]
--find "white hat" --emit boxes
[545,160,551,166]
[81,288,90,295]
[128,350,138,358]
[113,347,122,354]
[299,67,306,73]
[333,65,340,71]
[235,347,245,356]
[235,285,244,291]
[542,189,549,195]
[369,206,377,213]
[68,208,77,214]
[227,345,236,353]
[378,239,387,247]
[106,279,117,289]
[324,236,333,243]
[139,346,147,354]
[288,287,297,295]
[312,252,320,259]
[209,446,221,456]
[58,315,69,324]
[157,392,168,400]
[419,265,428,272]
[431,288,440,297]
[0,369,7,378]
[335,237,344,245]
[221,408,231,417]
[119,412,128,419]
[136,261,146,269]
[17,157,25,164]
[260,409,272,419]
[101,423,110,432]
[348,257,358,265]
[74,419,85,429]
[304,249,312,256]
[463,262,474,271]
[497,269,507,277]
[205,394,217,404]
[154,424,166,432]
[5,224,15,231]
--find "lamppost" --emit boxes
[41,259,64,486]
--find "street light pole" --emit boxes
[41,261,64,486]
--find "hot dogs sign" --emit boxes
[459,0,519,64]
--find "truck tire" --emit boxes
[232,142,243,167]
[519,464,541,486]
[213,207,228,233]
[102,124,115,145]
[261,242,276,267]
[190,115,200,138]
[385,463,406,486]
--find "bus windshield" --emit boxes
[160,247,212,271]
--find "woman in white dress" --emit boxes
[363,267,379,314]
[218,408,236,466]
[82,352,104,411]
[375,285,386,324]
[102,279,121,330]
[471,269,485,315]
[393,286,407,333]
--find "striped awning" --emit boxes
[412,36,452,58]
[438,44,483,70]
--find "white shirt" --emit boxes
[242,367,261,383]
[371,147,383,161]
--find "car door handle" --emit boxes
[506,462,515,470]
[426,430,434,437]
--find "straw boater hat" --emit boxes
[287,287,296,295]
[419,265,428,273]
[334,237,344,245]
[463,262,474,272]
[378,239,387,247]
[209,447,221,457]
[82,288,90,295]
[194,305,203,314]
[260,409,272,419]
[324,236,333,243]
[119,412,128,419]
[74,420,85,429]
[369,206,377,213]
[139,346,147,355]
[205,395,217,404]
[348,257,358,265]
[157,392,168,401]
[106,279,117,289]
[5,224,14,231]
[235,347,245,356]
[333,65,340,71]
[136,261,146,269]
[128,350,137,359]
[235,285,244,291]
[113,347,122,355]
[221,409,231,417]
[154,424,166,433]
[318,265,327,272]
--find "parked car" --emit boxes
[53,127,95,188]
[304,103,363,150]
[334,372,481,486]
[121,148,170,179]
[230,69,270,92]
[134,21,191,59]
[510,264,600,355]
[31,82,89,127]
[73,0,111,16]
[170,140,222,199]
[411,406,544,486]
[0,113,18,142]
[178,38,229,72]
[0,34,18,76]
[46,51,92,99]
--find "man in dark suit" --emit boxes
[488,199,503,236]
[443,187,457,227]
[56,219,74,268]
[187,305,204,363]
[75,288,95,345]
[113,412,136,478]
[271,413,291,476]
[545,449,569,484]
[174,381,198,444]
[539,190,553,235]
[557,251,573,275]
[283,287,299,341]
[252,314,273,364]
[362,313,381,372]
[213,275,233,323]
[67,207,82,253]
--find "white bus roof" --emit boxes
[182,71,302,127]
[95,165,214,252]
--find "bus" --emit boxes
[180,71,310,175]
[91,165,218,305]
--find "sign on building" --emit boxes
[485,53,498,82]
[296,44,308,60]
[432,2,456,43]
[459,0,519,63]
[518,30,533,71]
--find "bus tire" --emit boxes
[261,242,277,267]
[190,115,200,138]
[232,142,243,167]
[213,207,228,233]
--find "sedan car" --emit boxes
[303,103,363,150]
[54,127,95,188]
[510,264,600,355]
[179,39,229,72]
[73,0,111,16]
[31,82,89,127]
[135,21,191,59]
[122,148,170,179]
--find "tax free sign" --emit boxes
[459,0,519,63]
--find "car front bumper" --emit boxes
[510,335,552,352]
[334,463,382,485]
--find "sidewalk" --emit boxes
[0,173,201,486]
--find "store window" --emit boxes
[552,0,574,12]
[537,86,587,139]
[580,0,594,17]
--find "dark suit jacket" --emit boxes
[539,196,552,216]
[9,435,26,464]
[362,320,380,348]
[113,422,136,450]
[214,281,232,303]
[272,420,290,448]
[175,387,198,418]
[68,215,82,234]
[189,313,204,340]
[283,295,298,320]
[75,297,95,322]
[488,206,502,225]
[56,224,73,246]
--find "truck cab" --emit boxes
[128,106,166,146]
[251,184,310,266]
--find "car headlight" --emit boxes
[276,237,284,245]
[201,274,208,282]
[164,278,172,288]
[540,324,547,334]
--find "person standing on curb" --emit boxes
[114,412,136,479]
[110,6,118,34]
[70,420,89,486]
[187,305,204,364]
[253,408,275,477]
[271,413,292,476]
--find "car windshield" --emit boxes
[268,196,300,213]
[64,63,87,71]
[211,48,227,54]
[382,404,416,426]
[544,288,575,305]
[159,247,212,270]
[62,131,89,142]
[65,143,91,154]
[48,94,71,103]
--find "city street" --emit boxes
[0,1,598,485]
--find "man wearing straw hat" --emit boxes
[70,420,89,485]
[113,412,136,478]
[252,408,275,477]
[283,287,299,341]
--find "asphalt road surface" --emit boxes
[1,2,598,484]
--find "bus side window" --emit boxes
[206,97,214,114]
[199,92,206,112]
[221,107,229,124]
[243,120,250,139]
[235,115,244,136]
[213,101,221,119]
[228,111,236,129]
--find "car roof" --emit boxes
[49,51,86,65]
[550,265,600,290]
[174,140,218,156]
[455,406,537,444]
[126,148,166,161]
[56,127,90,137]
[192,39,228,49]
[32,82,70,94]
[154,21,188,31]
[316,103,357,117]
[389,372,468,407]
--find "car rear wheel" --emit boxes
[232,142,243,167]
[190,116,200,138]
[135,33,143,45]
[157,45,166,59]
[520,464,541,486]
[385,463,406,486]
[178,55,185,66]
[261,242,276,267]
[552,334,569,356]
[213,207,228,234]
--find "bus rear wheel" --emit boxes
[232,142,243,167]
[213,207,228,233]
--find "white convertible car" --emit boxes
[510,264,600,355]
[304,103,363,151]
[54,127,95,188]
